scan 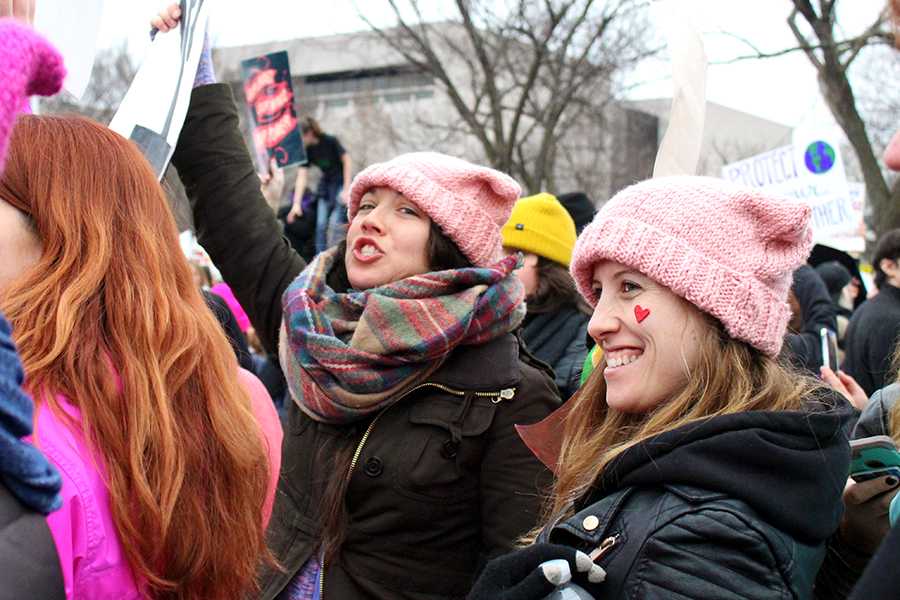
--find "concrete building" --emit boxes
[626,98,793,177]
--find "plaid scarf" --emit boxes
[280,248,526,424]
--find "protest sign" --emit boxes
[816,182,866,253]
[109,0,210,180]
[721,134,863,247]
[240,51,306,168]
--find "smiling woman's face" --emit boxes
[587,260,707,413]
[0,198,41,297]
[344,187,432,290]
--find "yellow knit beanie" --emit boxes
[501,193,577,267]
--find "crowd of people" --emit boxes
[4,1,900,599]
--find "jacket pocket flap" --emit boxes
[548,487,636,546]
[408,398,496,436]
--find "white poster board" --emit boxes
[109,0,210,180]
[721,134,863,247]
[815,183,866,253]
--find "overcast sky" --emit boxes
[96,0,889,129]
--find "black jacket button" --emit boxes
[441,439,459,459]
[363,456,383,477]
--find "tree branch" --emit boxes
[713,21,889,66]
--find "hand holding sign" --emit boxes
[0,0,35,23]
[150,3,182,33]
[260,158,286,208]
[110,0,210,180]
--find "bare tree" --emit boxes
[787,1,900,235]
[724,1,899,236]
[357,0,657,194]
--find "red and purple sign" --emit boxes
[240,50,306,168]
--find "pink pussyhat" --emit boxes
[0,19,65,173]
[348,152,522,267]
[570,176,813,357]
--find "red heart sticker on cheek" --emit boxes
[634,305,650,323]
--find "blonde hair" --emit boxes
[530,312,822,538]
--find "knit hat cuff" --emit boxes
[349,164,503,267]
[571,217,793,356]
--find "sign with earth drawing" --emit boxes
[720,131,859,245]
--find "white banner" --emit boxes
[109,0,210,180]
[721,134,862,245]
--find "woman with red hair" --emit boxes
[0,114,283,599]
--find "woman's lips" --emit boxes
[352,239,384,264]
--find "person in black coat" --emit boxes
[501,193,591,399]
[842,229,900,396]
[784,264,839,375]
[816,260,858,352]
[470,177,851,600]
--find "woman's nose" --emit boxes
[359,207,385,235]
[587,299,620,346]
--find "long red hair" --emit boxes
[0,115,271,599]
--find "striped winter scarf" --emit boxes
[280,247,526,424]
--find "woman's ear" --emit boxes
[880,257,900,281]
[523,253,540,268]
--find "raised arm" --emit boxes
[172,84,305,354]
[153,3,305,353]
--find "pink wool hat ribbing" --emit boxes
[348,152,522,267]
[570,176,813,356]
[0,20,65,172]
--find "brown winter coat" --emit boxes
[172,84,562,600]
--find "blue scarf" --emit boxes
[0,313,62,514]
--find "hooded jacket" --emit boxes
[538,389,852,598]
[842,284,900,396]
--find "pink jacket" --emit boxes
[32,368,283,599]
[210,283,252,333]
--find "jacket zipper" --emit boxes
[318,381,516,597]
[320,412,383,599]
[404,381,516,403]
[589,534,619,562]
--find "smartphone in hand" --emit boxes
[850,435,900,482]
[820,327,839,372]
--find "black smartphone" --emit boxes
[820,327,839,372]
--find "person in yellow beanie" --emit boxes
[502,193,592,398]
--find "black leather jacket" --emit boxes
[533,390,853,599]
[543,484,824,598]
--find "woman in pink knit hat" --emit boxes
[153,6,562,599]
[469,176,854,600]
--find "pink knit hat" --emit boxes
[0,20,65,173]
[348,152,521,267]
[570,176,813,356]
